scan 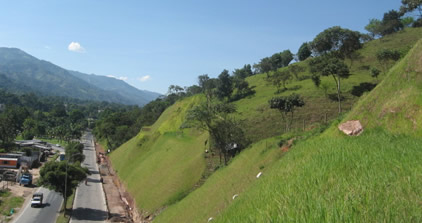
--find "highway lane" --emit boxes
[70,132,108,223]
[12,187,63,223]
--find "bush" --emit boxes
[351,82,377,97]
[412,18,422,27]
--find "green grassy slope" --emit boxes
[215,130,422,222]
[213,39,422,222]
[110,28,422,221]
[154,137,283,223]
[110,95,208,215]
[333,35,422,136]
[236,28,422,142]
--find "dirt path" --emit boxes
[95,143,143,223]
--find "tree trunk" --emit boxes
[337,77,342,114]
[219,150,222,165]
[333,75,342,114]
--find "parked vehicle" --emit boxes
[31,193,43,207]
[19,173,32,186]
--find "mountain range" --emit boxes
[0,47,160,105]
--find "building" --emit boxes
[0,153,21,168]
[0,157,19,168]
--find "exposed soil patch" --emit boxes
[95,143,143,223]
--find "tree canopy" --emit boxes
[309,55,350,113]
[184,101,248,165]
[216,70,234,101]
[400,0,422,16]
[310,26,362,59]
[253,50,294,74]
[39,161,89,209]
[380,10,404,36]
[297,42,312,61]
[268,93,305,131]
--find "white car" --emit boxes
[31,193,43,207]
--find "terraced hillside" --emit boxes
[109,27,422,222]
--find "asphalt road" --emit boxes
[12,187,63,223]
[70,132,108,223]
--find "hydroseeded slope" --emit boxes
[213,39,422,222]
[109,95,208,215]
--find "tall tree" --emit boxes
[310,26,362,59]
[253,57,273,75]
[288,64,306,80]
[39,161,89,211]
[400,0,422,16]
[216,70,234,101]
[198,74,217,102]
[65,142,85,163]
[380,10,404,36]
[297,42,312,61]
[376,49,401,73]
[309,55,350,114]
[365,19,383,38]
[269,70,292,93]
[233,64,253,79]
[268,93,305,131]
[184,101,248,165]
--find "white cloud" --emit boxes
[138,75,151,82]
[107,75,128,81]
[68,42,85,53]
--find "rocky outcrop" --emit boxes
[338,120,364,136]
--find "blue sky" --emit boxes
[0,0,402,94]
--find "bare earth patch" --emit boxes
[96,143,143,223]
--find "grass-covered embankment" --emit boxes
[154,136,283,223]
[234,27,422,142]
[110,95,208,215]
[215,130,422,222]
[111,28,422,221]
[213,38,422,222]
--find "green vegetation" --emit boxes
[107,6,422,221]
[110,96,208,215]
[56,189,76,223]
[0,47,159,105]
[94,85,193,150]
[0,190,24,217]
[38,161,89,210]
[154,137,282,223]
[0,90,117,151]
[107,26,422,221]
[329,38,422,136]
[211,38,422,222]
[38,137,69,149]
[215,130,422,222]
